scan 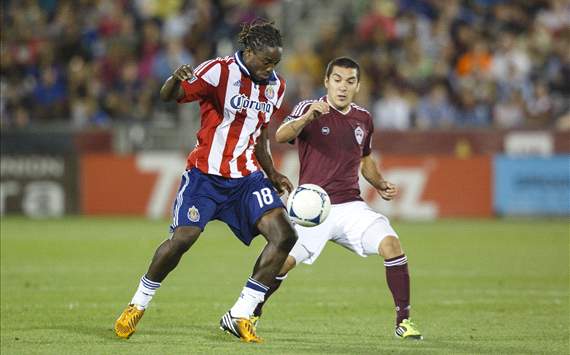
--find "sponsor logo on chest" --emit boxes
[230,94,272,113]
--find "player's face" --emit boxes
[324,66,360,111]
[244,46,282,81]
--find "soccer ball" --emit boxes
[286,184,331,227]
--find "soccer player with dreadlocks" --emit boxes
[114,20,295,343]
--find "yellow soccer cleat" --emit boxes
[220,311,263,343]
[395,318,423,340]
[250,315,260,330]
[114,304,145,339]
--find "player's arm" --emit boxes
[159,64,194,102]
[275,102,330,143]
[255,126,293,195]
[360,154,398,201]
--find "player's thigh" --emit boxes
[256,207,296,247]
[361,216,399,256]
[217,172,287,246]
[332,201,398,257]
[169,169,218,233]
[289,206,338,265]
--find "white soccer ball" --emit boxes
[286,184,331,227]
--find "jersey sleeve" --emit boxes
[362,118,374,157]
[177,60,222,103]
[284,100,312,122]
[281,100,313,144]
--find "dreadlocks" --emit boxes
[238,19,282,52]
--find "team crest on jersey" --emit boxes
[265,86,275,99]
[321,126,330,135]
[188,205,200,222]
[354,126,364,144]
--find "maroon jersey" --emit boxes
[285,96,373,204]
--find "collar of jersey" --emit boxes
[234,51,278,84]
[323,95,352,115]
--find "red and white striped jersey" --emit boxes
[177,51,286,178]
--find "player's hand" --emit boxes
[307,102,329,120]
[172,64,194,81]
[268,171,294,196]
[377,180,398,201]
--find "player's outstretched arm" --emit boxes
[361,154,398,201]
[159,64,194,102]
[255,127,293,195]
[275,102,329,143]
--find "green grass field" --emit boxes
[1,217,568,354]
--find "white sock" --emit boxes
[130,275,161,310]
[229,277,268,318]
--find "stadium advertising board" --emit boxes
[80,153,186,218]
[276,152,492,219]
[81,152,492,219]
[494,155,570,216]
[0,155,78,217]
[371,155,492,219]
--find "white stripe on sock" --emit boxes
[384,256,408,267]
[247,277,269,291]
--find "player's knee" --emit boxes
[258,209,297,252]
[379,235,402,258]
[269,218,297,252]
[275,224,297,252]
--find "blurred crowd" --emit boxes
[289,0,570,130]
[1,0,569,131]
[1,0,279,129]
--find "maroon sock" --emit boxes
[253,274,287,317]
[384,254,410,325]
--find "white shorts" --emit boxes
[289,200,398,265]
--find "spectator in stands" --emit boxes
[32,64,67,121]
[397,37,435,91]
[493,90,527,128]
[357,0,397,43]
[138,19,164,81]
[491,31,531,85]
[415,84,456,129]
[526,81,554,127]
[152,40,194,81]
[373,84,412,130]
[456,38,493,78]
[455,87,491,128]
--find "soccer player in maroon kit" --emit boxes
[254,57,423,340]
[114,21,297,343]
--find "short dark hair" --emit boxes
[325,57,360,82]
[238,19,282,52]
